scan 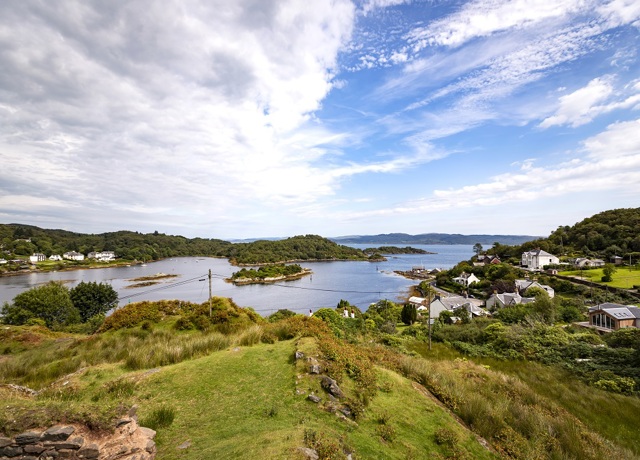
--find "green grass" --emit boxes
[559,266,640,289]
[135,339,495,459]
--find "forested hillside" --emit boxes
[229,234,370,264]
[0,224,232,261]
[0,225,371,265]
[485,208,640,262]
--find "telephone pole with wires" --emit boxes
[209,269,213,317]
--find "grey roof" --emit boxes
[589,303,640,319]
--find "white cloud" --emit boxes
[407,0,590,49]
[540,77,640,128]
[339,118,640,220]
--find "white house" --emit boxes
[515,279,555,298]
[49,254,62,261]
[485,292,535,310]
[29,253,46,263]
[410,295,488,320]
[63,251,85,261]
[88,251,116,261]
[574,258,605,268]
[521,249,559,270]
[452,272,480,286]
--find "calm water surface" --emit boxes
[0,245,473,316]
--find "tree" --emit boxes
[2,281,80,328]
[401,303,417,325]
[70,281,118,322]
[473,243,483,257]
[602,264,617,282]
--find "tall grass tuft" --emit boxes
[237,325,263,346]
[141,406,176,430]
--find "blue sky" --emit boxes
[0,0,638,239]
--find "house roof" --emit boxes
[523,249,556,257]
[589,303,640,319]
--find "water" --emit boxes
[0,245,473,316]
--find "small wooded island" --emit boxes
[228,263,312,285]
[363,246,435,255]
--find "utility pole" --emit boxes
[208,269,212,317]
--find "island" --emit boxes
[363,246,435,255]
[228,263,312,285]
[126,272,179,288]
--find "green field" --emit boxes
[559,266,640,289]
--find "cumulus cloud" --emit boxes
[540,76,640,128]
[0,1,366,233]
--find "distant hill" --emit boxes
[331,233,540,246]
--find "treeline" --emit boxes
[230,264,305,281]
[1,224,232,261]
[363,246,430,254]
[228,234,370,265]
[484,207,640,262]
[1,225,370,265]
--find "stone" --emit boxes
[309,364,321,374]
[44,436,84,450]
[15,431,41,444]
[307,394,321,403]
[57,449,76,459]
[0,446,22,457]
[128,404,138,417]
[22,456,38,460]
[138,427,156,440]
[77,443,100,459]
[145,440,156,453]
[115,418,132,427]
[41,425,75,442]
[24,444,46,454]
[339,406,352,417]
[320,376,344,398]
[295,351,305,359]
[176,440,191,450]
[0,438,12,448]
[297,447,319,460]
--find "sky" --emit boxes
[0,0,639,240]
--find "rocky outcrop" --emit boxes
[0,417,156,460]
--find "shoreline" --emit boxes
[227,268,313,285]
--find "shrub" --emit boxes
[141,406,176,429]
[434,427,459,447]
[376,424,397,443]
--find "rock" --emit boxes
[0,446,22,457]
[320,376,344,398]
[138,427,156,440]
[339,406,352,417]
[16,432,41,445]
[0,437,13,448]
[145,440,156,453]
[41,425,75,442]
[309,364,321,374]
[297,447,319,460]
[116,418,132,427]
[24,444,46,454]
[307,394,321,403]
[295,351,305,359]
[77,443,100,459]
[56,448,76,458]
[128,404,139,417]
[176,440,191,450]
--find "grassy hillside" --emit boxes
[2,301,640,459]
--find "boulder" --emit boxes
[295,351,305,360]
[307,394,321,403]
[320,376,344,398]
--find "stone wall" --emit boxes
[0,415,156,460]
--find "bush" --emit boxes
[141,406,176,429]
[434,427,459,447]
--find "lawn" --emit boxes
[559,266,640,289]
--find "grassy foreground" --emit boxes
[559,266,640,289]
[1,303,639,459]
